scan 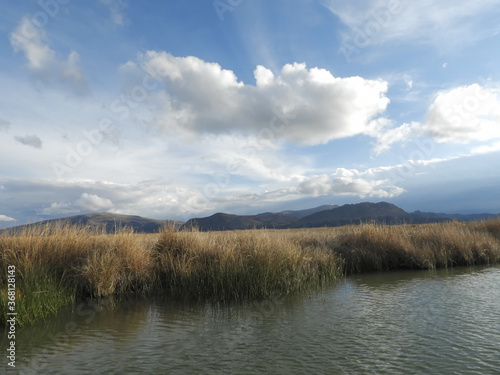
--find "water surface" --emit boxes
[4,266,500,374]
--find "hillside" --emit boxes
[182,213,263,231]
[3,213,183,234]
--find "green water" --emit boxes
[3,266,500,374]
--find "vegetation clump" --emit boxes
[1,220,499,326]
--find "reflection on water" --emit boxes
[3,266,500,374]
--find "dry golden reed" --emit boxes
[1,220,499,326]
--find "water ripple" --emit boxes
[7,266,500,374]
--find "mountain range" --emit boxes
[183,202,500,231]
[3,202,499,233]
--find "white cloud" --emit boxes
[14,134,43,149]
[0,215,16,222]
[75,193,114,211]
[324,0,500,49]
[470,141,500,155]
[9,17,88,95]
[140,52,390,145]
[41,202,80,216]
[370,121,422,154]
[298,168,405,198]
[424,84,500,143]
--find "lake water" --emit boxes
[4,266,500,374]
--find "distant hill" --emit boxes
[3,213,183,234]
[411,210,499,222]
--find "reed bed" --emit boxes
[1,220,500,326]
[154,227,341,300]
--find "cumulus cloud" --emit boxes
[424,84,500,143]
[9,17,89,95]
[324,0,500,49]
[14,134,43,149]
[140,52,390,145]
[41,202,80,216]
[298,168,405,198]
[75,193,114,211]
[0,215,16,222]
[40,193,114,215]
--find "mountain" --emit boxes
[293,202,411,228]
[3,213,183,234]
[182,205,339,231]
[182,213,263,231]
[258,204,339,219]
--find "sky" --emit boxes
[1,0,500,227]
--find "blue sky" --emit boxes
[1,0,500,227]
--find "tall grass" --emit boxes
[331,221,500,273]
[0,224,155,326]
[1,220,500,326]
[154,227,341,300]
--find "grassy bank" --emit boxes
[1,220,500,326]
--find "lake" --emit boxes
[4,266,500,374]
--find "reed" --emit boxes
[0,224,156,326]
[1,220,499,326]
[329,221,500,273]
[153,227,341,300]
